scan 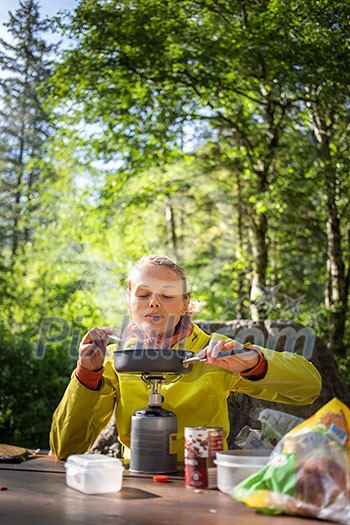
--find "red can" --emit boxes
[184,426,224,489]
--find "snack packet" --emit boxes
[232,398,350,524]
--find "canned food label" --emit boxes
[184,427,224,488]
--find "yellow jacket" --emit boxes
[49,324,322,461]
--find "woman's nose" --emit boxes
[149,294,160,307]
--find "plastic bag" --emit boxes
[232,398,350,524]
[259,408,304,447]
[234,425,269,450]
[234,409,305,450]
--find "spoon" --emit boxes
[108,333,123,343]
[182,345,247,364]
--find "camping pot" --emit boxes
[114,348,194,374]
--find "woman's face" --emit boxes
[128,263,189,338]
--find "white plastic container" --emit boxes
[215,449,269,495]
[65,454,124,494]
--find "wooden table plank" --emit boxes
[0,463,328,525]
[0,456,66,473]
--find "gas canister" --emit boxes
[130,375,178,474]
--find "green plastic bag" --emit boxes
[232,398,350,524]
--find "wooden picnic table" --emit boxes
[0,457,330,525]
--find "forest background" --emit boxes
[0,0,349,450]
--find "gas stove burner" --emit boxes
[141,372,182,385]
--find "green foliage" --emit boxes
[0,0,58,262]
[0,322,74,448]
[0,0,349,449]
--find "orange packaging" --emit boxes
[233,398,350,524]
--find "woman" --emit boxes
[50,255,322,461]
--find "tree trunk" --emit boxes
[235,173,246,319]
[11,121,26,259]
[248,206,268,320]
[312,107,349,356]
[326,208,349,356]
[165,194,178,258]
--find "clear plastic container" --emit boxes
[215,449,269,495]
[65,454,124,494]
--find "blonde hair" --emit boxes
[126,254,203,315]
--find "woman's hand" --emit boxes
[196,338,260,374]
[78,326,113,371]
